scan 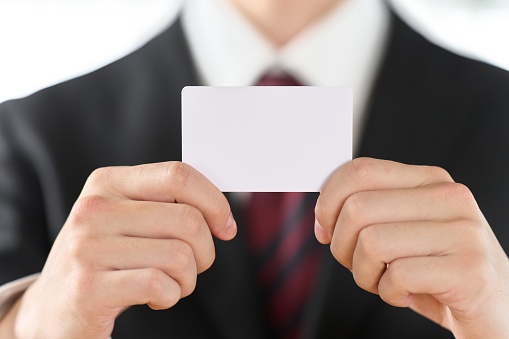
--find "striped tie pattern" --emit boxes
[244,73,323,339]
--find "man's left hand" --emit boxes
[315,157,509,338]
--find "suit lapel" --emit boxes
[357,13,474,167]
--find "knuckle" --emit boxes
[351,270,364,289]
[426,166,453,182]
[180,204,205,238]
[166,162,192,188]
[142,269,167,299]
[67,237,92,263]
[69,195,109,231]
[171,241,195,274]
[342,192,368,224]
[72,271,97,304]
[452,183,474,200]
[440,182,469,199]
[199,249,216,273]
[387,260,408,289]
[357,226,381,258]
[352,270,375,294]
[180,274,198,298]
[439,183,477,209]
[378,290,399,308]
[66,241,98,283]
[86,167,112,188]
[66,249,97,303]
[73,195,108,217]
[167,241,198,298]
[348,157,376,184]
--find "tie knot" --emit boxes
[256,72,302,86]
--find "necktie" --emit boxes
[244,73,323,339]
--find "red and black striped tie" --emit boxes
[244,73,323,339]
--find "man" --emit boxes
[1,0,509,337]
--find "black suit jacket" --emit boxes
[1,11,509,339]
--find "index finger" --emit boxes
[81,161,236,241]
[314,157,453,243]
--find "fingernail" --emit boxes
[314,219,327,244]
[224,213,237,237]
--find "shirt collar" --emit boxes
[182,0,275,86]
[182,0,390,84]
[182,0,391,145]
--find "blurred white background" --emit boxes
[0,0,508,103]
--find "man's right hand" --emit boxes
[10,162,237,339]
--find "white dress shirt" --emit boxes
[0,0,390,325]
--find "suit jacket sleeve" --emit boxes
[0,101,51,285]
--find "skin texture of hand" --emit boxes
[314,157,509,338]
[9,162,237,339]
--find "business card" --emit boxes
[182,86,352,192]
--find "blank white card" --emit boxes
[182,86,352,192]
